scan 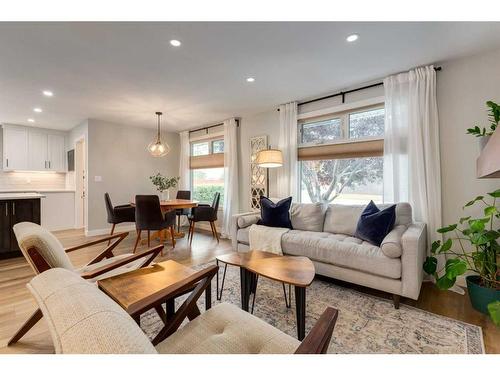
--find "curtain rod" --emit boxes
[188,118,240,134]
[277,66,442,111]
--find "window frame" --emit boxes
[298,104,385,149]
[297,103,385,204]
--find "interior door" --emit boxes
[48,134,65,171]
[3,127,28,170]
[28,130,48,170]
[0,201,11,255]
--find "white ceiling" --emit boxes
[1,22,500,132]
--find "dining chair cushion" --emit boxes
[156,302,300,354]
[27,268,157,354]
[13,222,74,272]
[76,253,149,282]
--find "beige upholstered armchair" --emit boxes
[8,221,163,346]
[27,268,339,354]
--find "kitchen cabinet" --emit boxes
[2,126,28,171]
[28,130,48,170]
[2,125,66,172]
[47,134,66,171]
[0,197,41,259]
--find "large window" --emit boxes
[192,168,225,205]
[190,137,225,206]
[299,106,384,205]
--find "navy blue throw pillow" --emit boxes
[257,196,293,229]
[354,201,396,246]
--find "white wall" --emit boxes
[86,119,180,233]
[438,49,500,225]
[238,109,280,212]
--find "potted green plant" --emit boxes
[149,173,180,201]
[466,100,499,150]
[423,189,500,325]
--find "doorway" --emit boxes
[75,138,86,229]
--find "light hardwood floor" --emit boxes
[0,228,498,354]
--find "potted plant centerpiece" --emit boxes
[423,189,500,325]
[466,100,499,150]
[150,173,180,201]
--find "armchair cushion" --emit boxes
[13,222,74,272]
[27,268,157,354]
[156,302,300,354]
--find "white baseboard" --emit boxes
[85,224,136,237]
[85,223,223,237]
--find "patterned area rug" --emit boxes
[140,263,484,354]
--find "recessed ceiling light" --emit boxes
[246,77,255,83]
[27,118,35,123]
[170,39,181,47]
[42,90,53,97]
[33,107,42,113]
[346,34,359,42]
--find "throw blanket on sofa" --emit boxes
[248,224,290,255]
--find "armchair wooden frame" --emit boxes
[8,232,164,346]
[147,264,339,353]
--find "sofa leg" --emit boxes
[392,294,400,309]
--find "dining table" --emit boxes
[130,198,198,243]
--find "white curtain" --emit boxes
[178,131,190,191]
[383,65,442,247]
[178,130,191,226]
[221,118,239,238]
[277,102,298,200]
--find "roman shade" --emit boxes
[298,139,383,161]
[190,153,224,169]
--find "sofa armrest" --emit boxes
[231,212,261,250]
[400,222,427,300]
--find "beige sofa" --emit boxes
[232,202,426,306]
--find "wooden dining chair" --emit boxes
[134,195,176,253]
[8,221,163,346]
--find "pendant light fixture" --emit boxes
[148,111,170,157]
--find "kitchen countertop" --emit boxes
[0,192,46,200]
[0,189,75,193]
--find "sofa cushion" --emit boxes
[156,302,300,354]
[354,201,396,246]
[290,203,326,232]
[258,196,293,229]
[380,225,407,258]
[282,230,401,279]
[27,268,157,354]
[323,202,412,235]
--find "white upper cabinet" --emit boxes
[47,134,65,172]
[28,130,49,170]
[3,126,28,171]
[2,125,66,172]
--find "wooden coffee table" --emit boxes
[215,250,315,340]
[97,259,212,344]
